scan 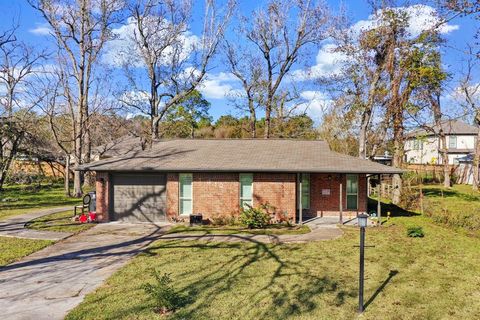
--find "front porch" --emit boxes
[294,173,368,224]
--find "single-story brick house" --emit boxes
[76,139,401,224]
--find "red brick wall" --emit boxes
[253,173,296,222]
[307,173,367,219]
[358,174,367,213]
[166,173,179,219]
[192,173,239,220]
[97,171,368,223]
[95,172,109,222]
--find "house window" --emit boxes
[346,174,358,210]
[413,139,423,150]
[413,140,419,150]
[240,173,253,209]
[449,136,457,149]
[179,173,193,215]
[301,174,310,209]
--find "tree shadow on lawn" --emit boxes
[368,198,419,218]
[136,236,356,320]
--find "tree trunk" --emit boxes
[430,93,450,188]
[73,124,83,197]
[358,70,381,159]
[358,108,371,159]
[473,113,480,191]
[264,106,271,139]
[249,102,256,138]
[0,133,23,190]
[440,134,450,188]
[65,154,71,196]
[391,112,404,205]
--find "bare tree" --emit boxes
[30,0,124,197]
[0,27,47,189]
[225,42,262,138]
[457,46,480,190]
[120,0,235,142]
[230,0,330,139]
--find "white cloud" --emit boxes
[298,90,333,120]
[351,4,458,37]
[197,72,239,100]
[292,44,347,81]
[29,23,52,36]
[103,17,199,68]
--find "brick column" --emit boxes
[95,172,110,222]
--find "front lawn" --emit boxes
[0,237,53,267]
[67,213,480,320]
[25,210,96,234]
[0,183,85,220]
[167,224,311,236]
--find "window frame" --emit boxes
[449,136,457,149]
[301,173,310,210]
[346,174,358,211]
[179,173,193,216]
[239,173,253,209]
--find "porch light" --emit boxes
[357,213,369,228]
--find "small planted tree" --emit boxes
[142,271,182,315]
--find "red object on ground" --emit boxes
[88,212,97,222]
[79,214,88,223]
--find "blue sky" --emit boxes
[1,1,478,123]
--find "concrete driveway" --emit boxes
[0,222,169,320]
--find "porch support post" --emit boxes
[297,173,303,224]
[339,174,343,224]
[377,174,382,227]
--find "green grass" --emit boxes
[25,210,96,234]
[67,209,480,319]
[0,183,83,220]
[0,237,53,267]
[420,185,480,232]
[166,224,311,236]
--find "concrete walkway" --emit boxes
[0,222,169,320]
[0,207,74,241]
[161,217,343,244]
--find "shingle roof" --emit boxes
[77,139,402,174]
[406,119,479,138]
[93,135,145,158]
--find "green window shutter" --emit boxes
[240,173,253,209]
[301,174,310,209]
[346,174,358,210]
[179,173,193,215]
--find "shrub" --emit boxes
[239,205,271,229]
[399,186,420,211]
[211,211,238,226]
[142,271,182,315]
[407,226,425,238]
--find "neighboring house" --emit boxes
[77,139,401,224]
[372,152,393,166]
[404,120,479,165]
